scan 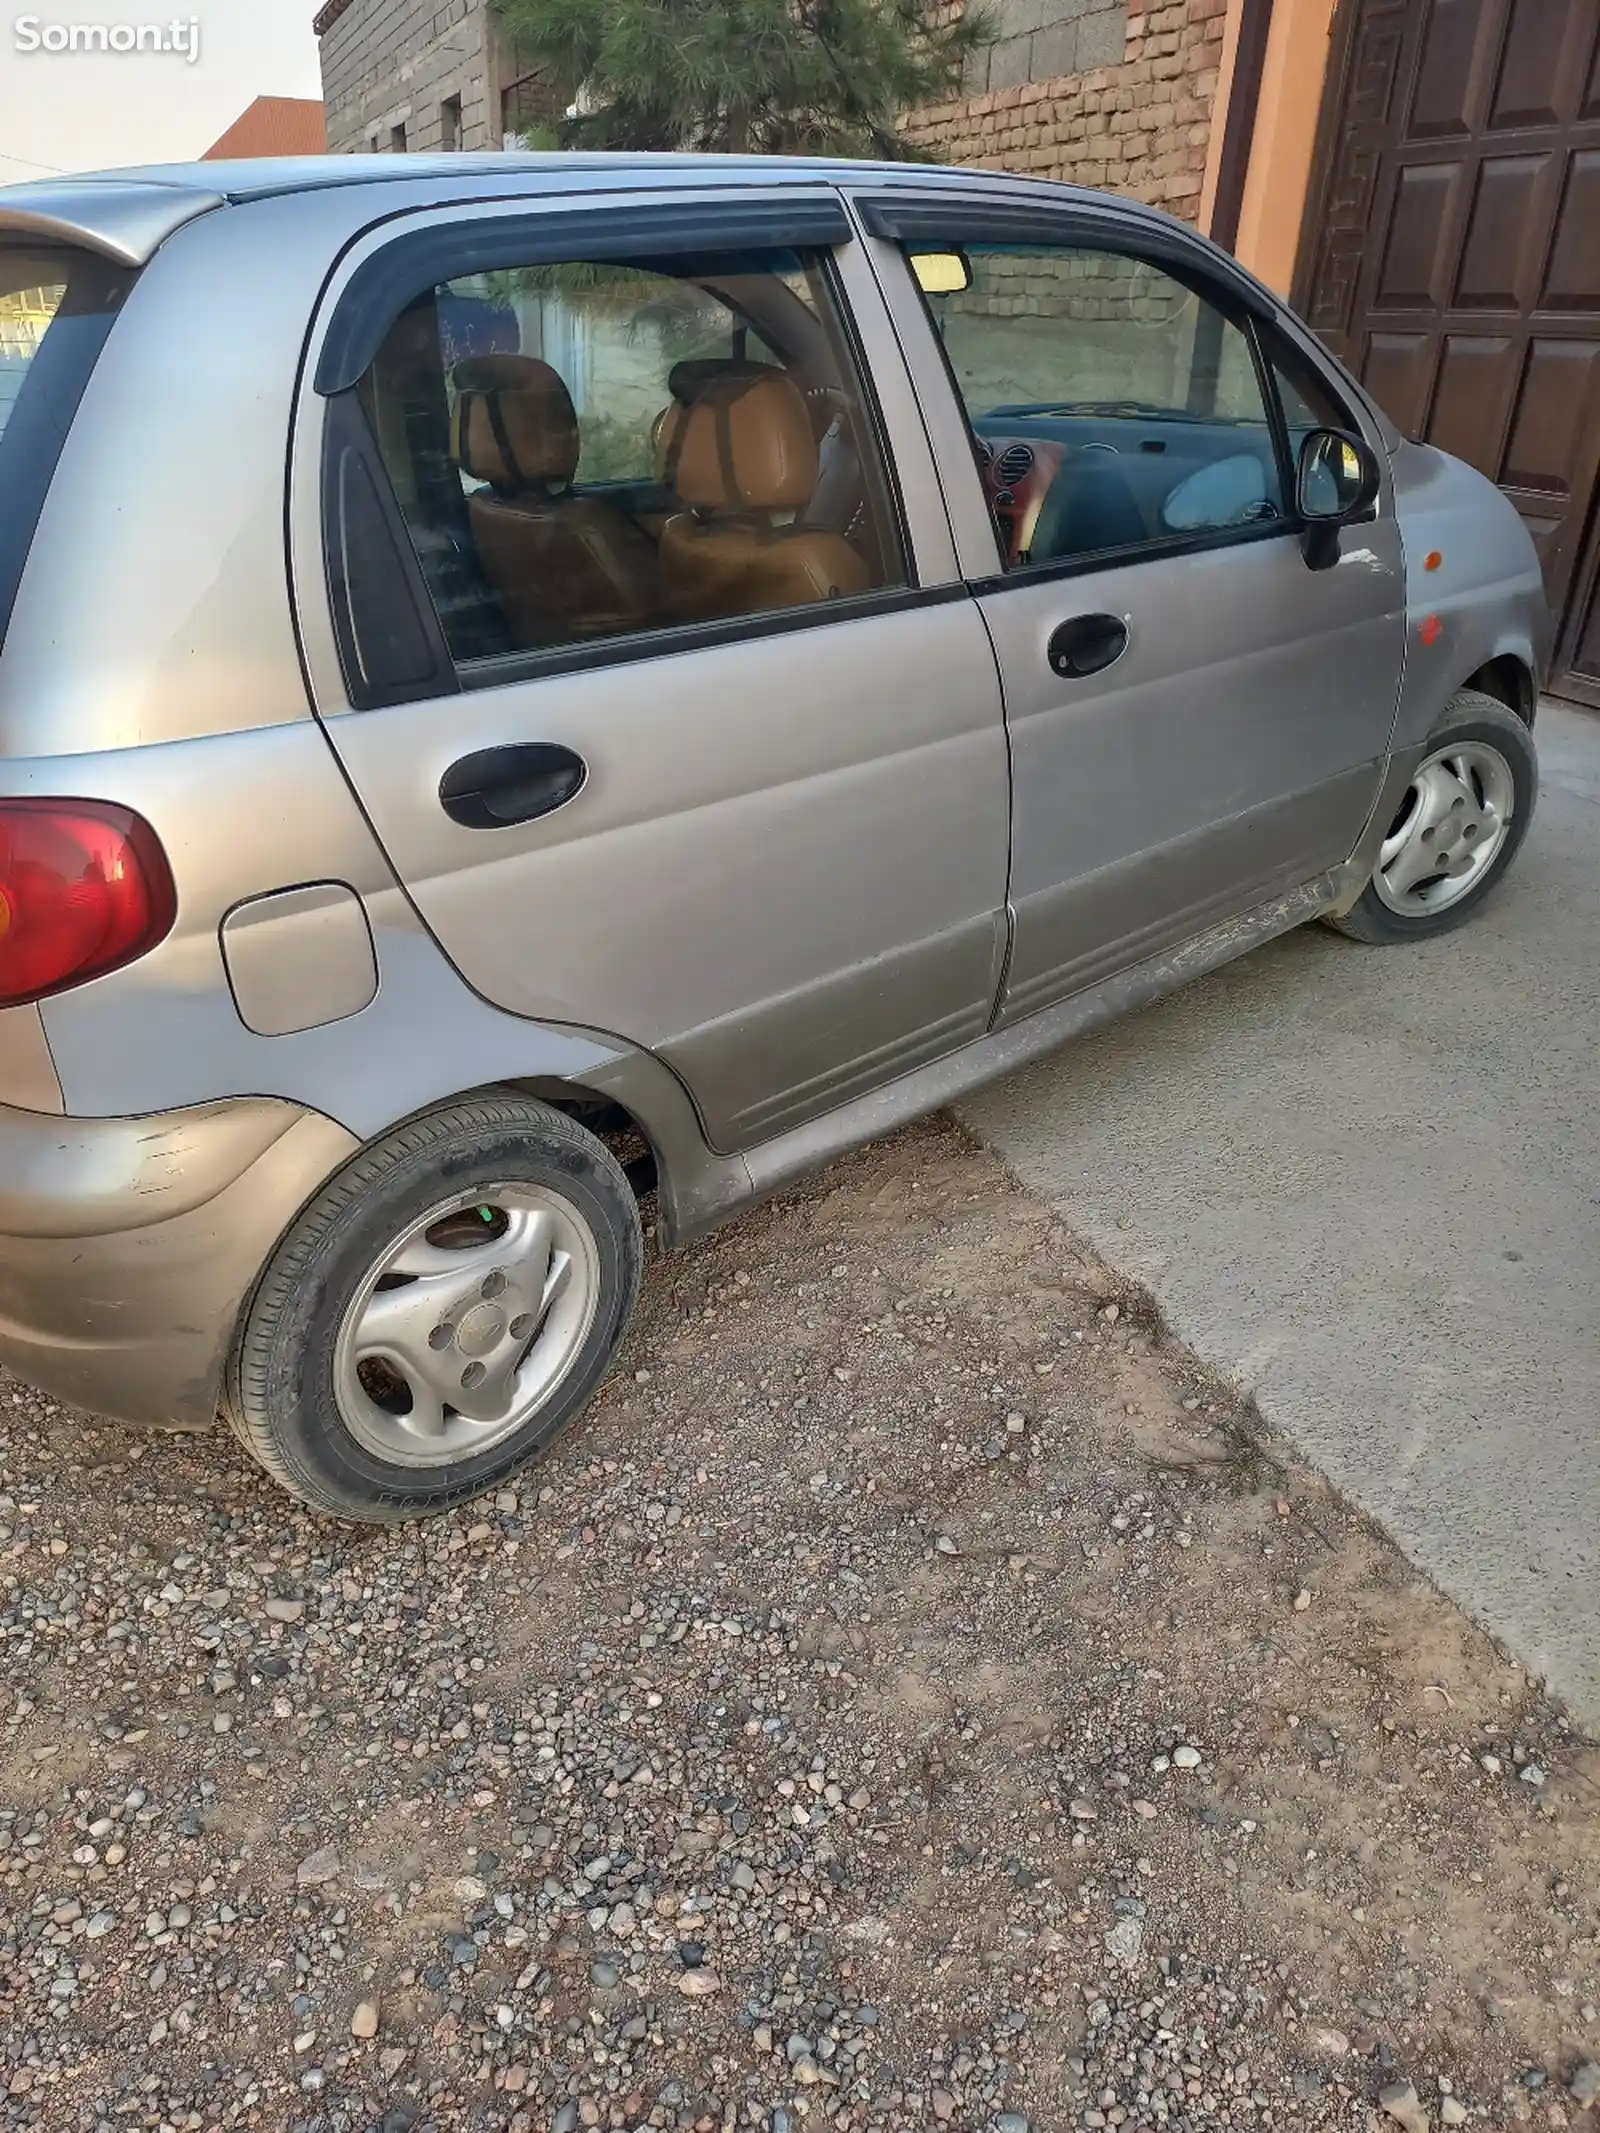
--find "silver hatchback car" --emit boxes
[0,153,1546,1520]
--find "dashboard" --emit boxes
[973,434,1065,566]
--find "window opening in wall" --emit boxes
[390,122,407,153]
[440,95,461,152]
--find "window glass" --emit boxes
[361,246,904,668]
[909,242,1287,569]
[1267,336,1353,440]
[0,262,67,445]
[0,242,132,651]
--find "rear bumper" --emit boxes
[0,1098,358,1428]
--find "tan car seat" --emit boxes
[453,354,660,647]
[657,371,871,622]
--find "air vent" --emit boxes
[973,437,995,466]
[994,442,1035,485]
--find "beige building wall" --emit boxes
[1231,0,1339,293]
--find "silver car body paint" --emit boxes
[0,152,1549,1432]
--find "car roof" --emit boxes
[12,149,1102,202]
[0,151,1132,267]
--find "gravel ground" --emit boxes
[0,1118,1595,2133]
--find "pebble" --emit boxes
[1380,2079,1432,2133]
[1571,2065,1600,2108]
[1441,2099,1469,2126]
[0,1131,1570,2133]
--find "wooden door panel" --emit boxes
[1489,0,1597,130]
[1363,332,1439,435]
[1563,596,1600,696]
[1301,0,1413,354]
[1454,152,1556,310]
[1296,0,1600,698]
[1409,0,1495,139]
[1430,335,1521,472]
[1542,151,1600,310]
[1375,160,1468,311]
[1501,341,1600,496]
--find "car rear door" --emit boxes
[853,192,1407,1026]
[291,186,1011,1154]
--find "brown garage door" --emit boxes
[1295,0,1600,707]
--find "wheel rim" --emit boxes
[1373,739,1517,917]
[333,1184,601,1470]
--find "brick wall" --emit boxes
[318,0,503,155]
[902,0,1230,224]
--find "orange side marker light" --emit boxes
[1425,550,1443,571]
[1420,613,1443,647]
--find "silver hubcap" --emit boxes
[1374,740,1516,917]
[333,1185,600,1469]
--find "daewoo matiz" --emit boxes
[0,153,1546,1519]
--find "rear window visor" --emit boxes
[313,195,853,395]
[0,243,135,650]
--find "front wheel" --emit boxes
[1326,688,1537,944]
[224,1096,643,1523]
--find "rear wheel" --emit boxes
[224,1096,642,1523]
[1327,689,1536,944]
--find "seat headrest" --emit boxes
[452,354,579,490]
[666,356,778,405]
[671,371,818,515]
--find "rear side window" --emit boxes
[351,242,907,680]
[0,244,134,647]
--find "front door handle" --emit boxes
[439,742,588,829]
[1047,612,1129,679]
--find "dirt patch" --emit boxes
[0,1118,1594,2133]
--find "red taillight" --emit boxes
[0,800,176,1008]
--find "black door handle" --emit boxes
[439,742,587,829]
[1047,612,1129,679]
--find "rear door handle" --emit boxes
[439,743,587,829]
[1047,612,1129,678]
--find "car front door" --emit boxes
[293,188,1011,1153]
[854,195,1408,1026]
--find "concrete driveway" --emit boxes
[962,701,1600,1727]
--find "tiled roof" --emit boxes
[202,97,327,160]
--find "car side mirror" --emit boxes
[1297,427,1381,571]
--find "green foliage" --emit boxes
[577,411,660,482]
[490,0,996,159]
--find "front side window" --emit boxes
[361,244,905,670]
[907,242,1287,571]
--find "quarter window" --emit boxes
[906,242,1287,571]
[360,245,905,670]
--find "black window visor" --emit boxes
[315,196,855,395]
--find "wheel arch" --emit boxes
[1462,654,1537,727]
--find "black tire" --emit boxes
[223,1096,642,1523]
[1325,688,1537,944]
